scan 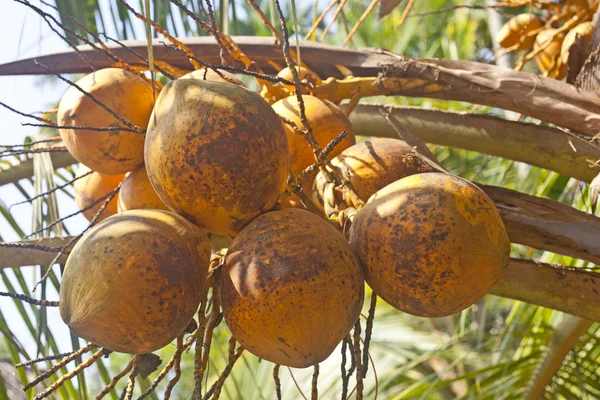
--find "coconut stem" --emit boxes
[362,293,377,378]
[311,364,320,400]
[204,337,244,400]
[33,348,105,400]
[273,365,282,400]
[24,344,95,391]
[353,321,364,400]
[164,335,185,399]
[95,356,135,400]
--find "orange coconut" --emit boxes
[117,165,168,212]
[74,164,124,222]
[221,208,364,368]
[349,173,510,317]
[60,209,211,354]
[57,68,154,174]
[145,79,289,236]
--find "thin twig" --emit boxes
[138,326,202,400]
[33,61,144,133]
[311,364,319,400]
[24,344,95,391]
[196,285,220,398]
[362,294,377,377]
[274,0,317,151]
[343,0,379,45]
[95,357,135,400]
[273,365,282,400]
[163,335,185,399]
[121,355,140,400]
[193,302,209,399]
[0,242,63,253]
[15,351,76,368]
[1,147,68,157]
[203,337,244,400]
[22,123,140,133]
[9,170,92,210]
[204,0,228,65]
[0,137,61,149]
[353,321,363,400]
[340,336,351,400]
[0,292,58,307]
[33,348,105,399]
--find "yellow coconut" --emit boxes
[74,164,124,222]
[145,79,289,236]
[349,173,510,317]
[59,209,211,354]
[57,68,154,174]
[117,165,168,212]
[221,208,364,368]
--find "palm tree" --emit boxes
[0,0,599,398]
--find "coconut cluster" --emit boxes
[57,66,509,367]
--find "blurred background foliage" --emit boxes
[1,0,599,399]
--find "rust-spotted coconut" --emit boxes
[349,173,510,317]
[57,68,154,174]
[59,209,211,354]
[313,138,440,218]
[496,13,542,50]
[145,79,289,236]
[74,164,124,222]
[221,208,364,368]
[117,165,168,212]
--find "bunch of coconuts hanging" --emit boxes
[55,63,510,368]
